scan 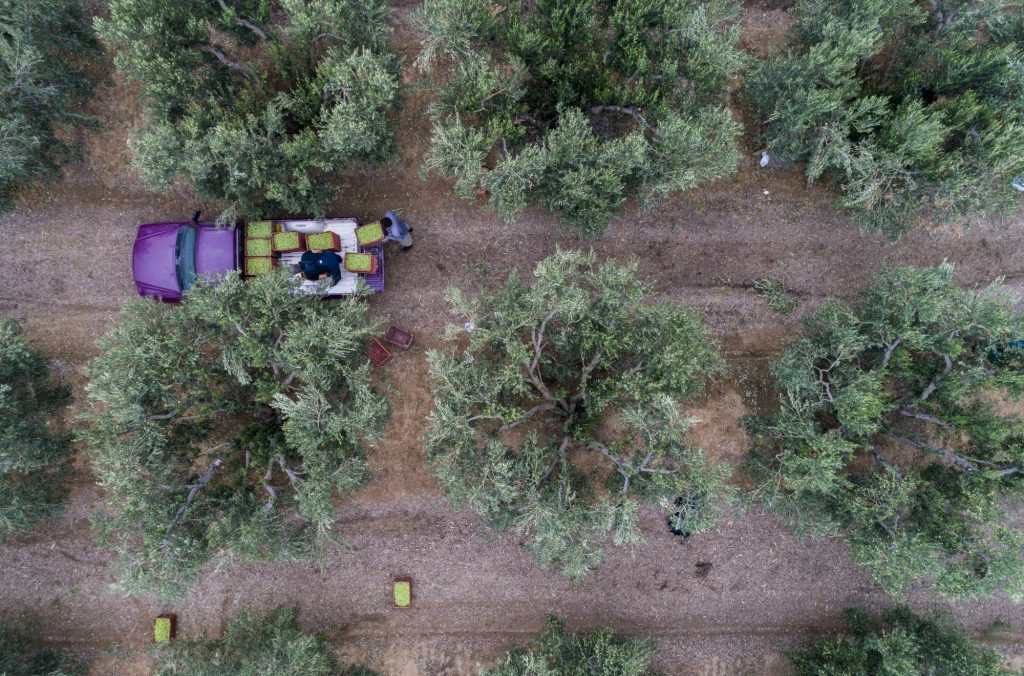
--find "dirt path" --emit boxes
[4,3,1024,675]
[5,485,1024,675]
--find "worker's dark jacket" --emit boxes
[300,250,342,285]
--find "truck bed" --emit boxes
[276,218,384,295]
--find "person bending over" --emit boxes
[299,249,342,285]
[382,210,413,251]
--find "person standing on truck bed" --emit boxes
[382,210,413,252]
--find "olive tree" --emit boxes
[97,0,400,223]
[415,0,743,236]
[749,0,1024,238]
[155,607,379,676]
[81,273,387,599]
[0,0,98,210]
[484,615,655,676]
[747,263,1024,599]
[790,606,1012,675]
[0,621,83,676]
[0,319,73,536]
[426,250,734,578]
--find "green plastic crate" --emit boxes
[244,257,276,276]
[246,220,273,238]
[344,252,376,273]
[393,579,411,608]
[306,231,340,251]
[245,238,272,257]
[154,615,175,642]
[356,221,386,246]
[272,231,305,252]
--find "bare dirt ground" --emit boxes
[3,3,1024,675]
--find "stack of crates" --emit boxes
[244,221,276,277]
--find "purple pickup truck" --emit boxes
[132,218,384,301]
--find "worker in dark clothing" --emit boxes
[299,249,342,285]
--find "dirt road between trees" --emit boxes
[3,3,1024,675]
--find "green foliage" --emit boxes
[426,249,734,578]
[484,615,656,675]
[80,273,388,599]
[416,0,743,235]
[0,319,72,536]
[155,607,378,675]
[0,0,98,210]
[98,0,400,223]
[753,278,798,315]
[748,263,1024,599]
[789,606,1012,675]
[0,621,83,675]
[750,0,1024,238]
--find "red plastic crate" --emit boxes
[384,325,413,350]
[365,338,392,366]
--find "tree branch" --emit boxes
[499,402,559,430]
[568,352,602,411]
[200,45,248,72]
[276,454,302,484]
[236,18,267,40]
[889,434,979,473]
[919,355,953,401]
[165,458,224,532]
[215,0,268,40]
[537,435,571,487]
[897,409,953,427]
[816,368,835,403]
[526,308,568,410]
[879,334,902,370]
[262,462,276,515]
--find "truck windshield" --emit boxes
[175,225,198,293]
